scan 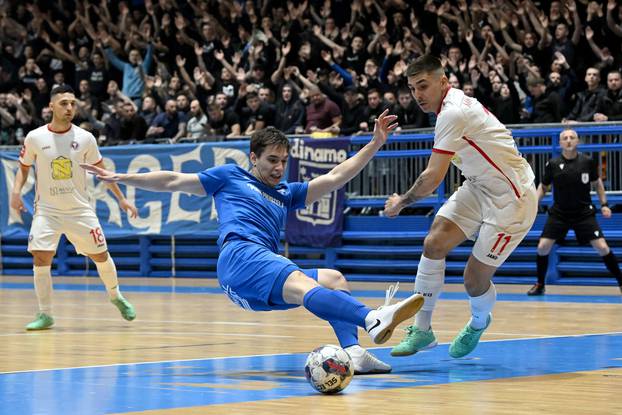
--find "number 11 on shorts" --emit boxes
[491,232,511,256]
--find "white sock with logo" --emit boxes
[468,282,496,330]
[95,256,121,299]
[33,266,53,314]
[413,255,445,330]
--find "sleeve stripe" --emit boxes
[432,148,455,155]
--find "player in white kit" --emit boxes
[10,85,138,330]
[384,55,538,358]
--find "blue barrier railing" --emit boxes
[2,124,622,286]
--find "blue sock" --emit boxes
[328,290,359,348]
[303,286,370,329]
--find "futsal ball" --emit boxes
[304,344,354,394]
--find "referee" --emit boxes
[528,129,622,295]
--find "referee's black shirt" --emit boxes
[541,153,599,219]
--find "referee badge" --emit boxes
[581,173,589,184]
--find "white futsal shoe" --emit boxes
[345,345,391,374]
[365,283,424,344]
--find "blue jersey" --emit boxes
[198,164,308,252]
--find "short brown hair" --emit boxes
[406,54,443,77]
[250,127,290,157]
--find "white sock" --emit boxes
[414,255,445,330]
[33,266,53,314]
[468,282,496,330]
[95,255,121,299]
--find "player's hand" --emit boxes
[10,192,27,214]
[119,198,138,218]
[602,206,612,218]
[372,109,399,146]
[383,193,405,218]
[80,163,122,182]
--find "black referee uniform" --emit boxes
[540,154,603,243]
[529,153,622,294]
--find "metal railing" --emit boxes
[345,123,622,207]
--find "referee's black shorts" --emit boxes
[541,212,605,244]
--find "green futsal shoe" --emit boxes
[25,312,54,331]
[449,314,492,358]
[111,295,136,321]
[390,325,438,356]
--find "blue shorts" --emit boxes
[217,239,318,311]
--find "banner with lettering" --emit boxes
[0,142,250,237]
[285,137,349,247]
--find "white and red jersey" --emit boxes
[433,87,535,207]
[19,124,102,216]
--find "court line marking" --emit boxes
[1,331,620,376]
[0,313,597,338]
[0,331,293,338]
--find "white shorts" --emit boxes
[28,214,108,256]
[436,181,538,267]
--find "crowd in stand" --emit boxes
[1,0,622,145]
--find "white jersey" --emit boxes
[19,124,102,216]
[433,88,535,207]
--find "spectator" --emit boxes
[564,67,605,123]
[594,70,622,121]
[185,99,208,139]
[146,99,187,141]
[103,43,154,105]
[337,85,367,136]
[526,76,563,123]
[140,96,159,126]
[206,103,241,139]
[274,83,304,134]
[393,87,428,129]
[240,92,275,136]
[304,86,342,134]
[118,102,148,142]
[361,88,389,132]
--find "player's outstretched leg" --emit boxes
[93,254,136,321]
[302,285,423,345]
[364,292,424,344]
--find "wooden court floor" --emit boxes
[0,275,621,415]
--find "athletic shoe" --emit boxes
[527,283,545,296]
[449,314,492,358]
[365,293,424,344]
[25,312,54,331]
[111,295,136,321]
[390,325,438,356]
[345,345,391,374]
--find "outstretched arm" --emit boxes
[93,159,138,218]
[305,109,398,205]
[81,164,206,196]
[383,151,453,217]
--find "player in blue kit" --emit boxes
[82,110,424,374]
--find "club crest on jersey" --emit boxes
[559,163,564,170]
[581,173,589,184]
[51,156,73,180]
[71,140,79,150]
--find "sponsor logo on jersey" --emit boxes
[51,156,72,180]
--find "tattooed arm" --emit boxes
[384,151,453,217]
